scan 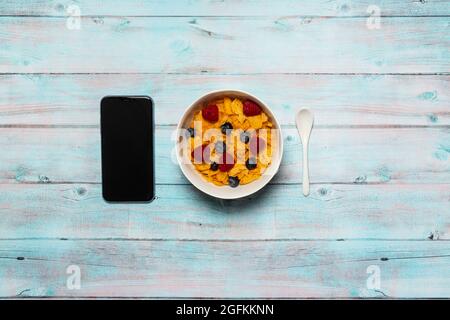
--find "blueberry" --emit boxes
[215,141,226,154]
[210,162,219,171]
[221,122,233,135]
[186,127,195,138]
[240,131,250,143]
[246,158,257,170]
[228,176,240,188]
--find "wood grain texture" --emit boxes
[1,127,448,185]
[0,183,448,240]
[0,17,449,73]
[1,74,449,126]
[0,239,449,298]
[1,0,449,17]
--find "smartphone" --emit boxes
[100,96,154,202]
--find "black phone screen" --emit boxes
[101,96,154,202]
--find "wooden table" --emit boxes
[0,1,449,298]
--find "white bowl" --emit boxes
[176,89,283,199]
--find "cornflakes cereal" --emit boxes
[186,97,275,188]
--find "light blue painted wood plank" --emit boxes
[0,183,448,240]
[0,239,449,298]
[0,17,448,73]
[1,127,448,185]
[1,74,449,126]
[1,0,449,17]
[1,127,448,240]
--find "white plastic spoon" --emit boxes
[295,109,314,196]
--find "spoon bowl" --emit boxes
[295,109,314,196]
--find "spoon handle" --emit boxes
[302,139,310,196]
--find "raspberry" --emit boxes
[218,152,235,172]
[243,100,262,116]
[191,144,211,163]
[249,137,266,155]
[202,104,219,122]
